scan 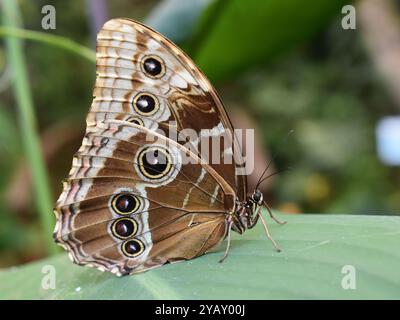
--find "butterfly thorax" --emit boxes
[231,190,263,234]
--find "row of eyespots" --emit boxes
[111,194,145,257]
[112,55,167,258]
[128,55,166,125]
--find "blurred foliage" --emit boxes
[3,0,57,255]
[0,104,19,190]
[192,0,348,82]
[239,22,400,215]
[145,0,213,43]
[0,0,399,269]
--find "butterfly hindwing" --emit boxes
[54,122,234,275]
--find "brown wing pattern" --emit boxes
[90,18,246,198]
[55,122,234,275]
[54,18,245,275]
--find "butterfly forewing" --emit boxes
[91,18,246,198]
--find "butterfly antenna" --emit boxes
[256,167,291,191]
[256,129,296,190]
[255,158,273,190]
[263,200,286,225]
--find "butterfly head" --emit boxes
[250,189,263,206]
[232,190,264,233]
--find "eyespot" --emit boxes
[111,218,138,240]
[132,92,159,116]
[141,55,165,78]
[111,194,140,215]
[126,116,144,126]
[137,146,172,180]
[121,239,145,257]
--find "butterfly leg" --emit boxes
[258,212,282,252]
[263,201,286,225]
[219,219,233,263]
[248,203,260,229]
[248,211,260,229]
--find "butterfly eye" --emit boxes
[137,146,172,180]
[111,194,140,215]
[141,55,165,78]
[132,93,159,116]
[111,218,138,239]
[122,239,145,258]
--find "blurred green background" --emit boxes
[0,0,399,268]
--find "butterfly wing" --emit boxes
[54,18,244,275]
[54,121,235,275]
[91,18,247,199]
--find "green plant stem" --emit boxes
[0,26,95,63]
[1,0,57,255]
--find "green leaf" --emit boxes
[1,213,399,299]
[193,0,349,82]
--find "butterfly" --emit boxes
[53,18,285,276]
